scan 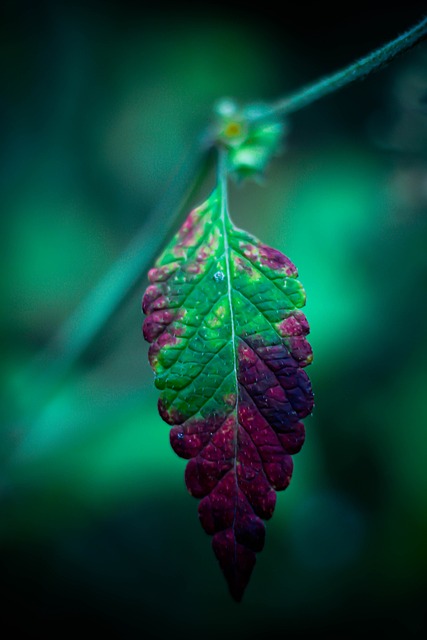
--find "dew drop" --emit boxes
[213,271,225,282]
[177,432,184,439]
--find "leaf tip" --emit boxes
[212,530,256,603]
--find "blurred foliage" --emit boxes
[1,1,427,638]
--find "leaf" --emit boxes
[142,174,314,601]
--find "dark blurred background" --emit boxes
[1,1,427,637]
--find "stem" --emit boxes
[252,15,427,120]
[8,141,213,453]
[46,141,211,375]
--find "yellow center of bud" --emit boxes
[223,121,242,138]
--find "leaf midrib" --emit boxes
[219,178,240,553]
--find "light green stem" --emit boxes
[47,142,210,375]
[6,142,212,454]
[251,16,427,120]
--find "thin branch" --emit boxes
[8,140,213,453]
[44,141,212,376]
[252,15,427,120]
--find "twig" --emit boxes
[7,140,213,455]
[251,15,427,120]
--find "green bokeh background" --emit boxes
[1,2,427,637]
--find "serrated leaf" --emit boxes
[142,176,313,601]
